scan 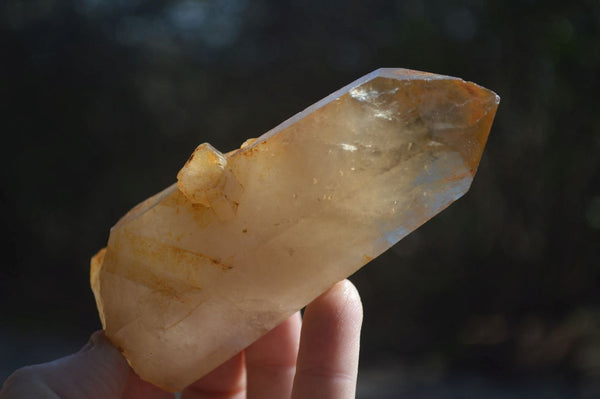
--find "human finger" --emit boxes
[181,352,246,399]
[245,312,302,399]
[0,331,130,399]
[291,279,363,399]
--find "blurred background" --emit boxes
[1,0,599,397]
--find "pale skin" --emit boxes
[0,279,363,399]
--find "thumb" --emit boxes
[1,331,130,399]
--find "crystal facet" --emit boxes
[90,68,499,391]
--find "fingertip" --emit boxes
[74,331,131,396]
[87,332,172,398]
[78,330,108,354]
[307,279,363,331]
[84,330,130,372]
[292,279,363,399]
[333,279,363,320]
[89,330,106,345]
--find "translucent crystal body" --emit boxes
[91,68,499,391]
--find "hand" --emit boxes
[1,279,363,399]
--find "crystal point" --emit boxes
[91,68,499,391]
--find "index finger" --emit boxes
[291,279,363,399]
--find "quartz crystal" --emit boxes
[90,68,499,391]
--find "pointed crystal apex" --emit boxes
[91,68,499,391]
[359,68,499,176]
